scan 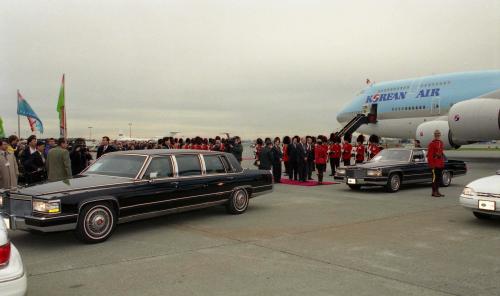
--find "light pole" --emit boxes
[128,123,132,138]
[88,127,93,140]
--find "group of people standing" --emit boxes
[0,135,75,190]
[255,133,383,185]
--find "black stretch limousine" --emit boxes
[0,150,273,243]
[335,148,467,192]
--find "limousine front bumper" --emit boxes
[1,192,78,233]
[1,213,77,232]
[334,176,387,186]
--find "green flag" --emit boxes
[56,74,66,138]
[0,116,5,138]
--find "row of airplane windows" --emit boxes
[419,81,452,88]
[391,105,430,111]
[377,81,452,93]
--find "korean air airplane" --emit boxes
[336,70,500,148]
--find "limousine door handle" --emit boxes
[171,182,179,188]
[226,176,235,181]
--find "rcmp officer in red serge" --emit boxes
[428,130,445,197]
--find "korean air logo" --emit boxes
[371,93,380,102]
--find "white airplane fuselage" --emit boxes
[336,70,500,148]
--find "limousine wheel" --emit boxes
[386,173,401,193]
[441,170,452,187]
[75,202,117,244]
[227,189,249,214]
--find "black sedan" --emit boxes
[0,150,273,243]
[334,148,467,192]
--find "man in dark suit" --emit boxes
[287,136,300,180]
[258,139,274,171]
[306,136,315,180]
[298,137,308,182]
[25,140,47,184]
[97,136,117,159]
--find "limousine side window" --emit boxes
[143,157,174,179]
[204,155,226,174]
[176,155,202,177]
[220,155,235,173]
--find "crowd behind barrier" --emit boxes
[0,132,384,190]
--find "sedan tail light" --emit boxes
[0,242,11,266]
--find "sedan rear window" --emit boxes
[176,155,202,177]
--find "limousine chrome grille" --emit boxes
[346,169,366,178]
[477,192,500,199]
[3,194,33,216]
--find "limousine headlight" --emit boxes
[367,169,382,177]
[33,199,61,214]
[336,168,346,176]
[461,187,476,197]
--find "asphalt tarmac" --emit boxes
[8,151,500,296]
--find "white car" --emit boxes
[0,217,27,296]
[460,170,500,219]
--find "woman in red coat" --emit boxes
[314,137,329,184]
[282,136,290,176]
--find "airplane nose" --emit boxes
[336,110,345,124]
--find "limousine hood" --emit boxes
[16,174,134,197]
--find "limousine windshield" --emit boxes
[85,154,147,178]
[370,149,411,162]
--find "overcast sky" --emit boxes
[1,0,499,140]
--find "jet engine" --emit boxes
[416,121,462,149]
[448,98,500,141]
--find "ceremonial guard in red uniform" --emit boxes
[342,135,353,166]
[201,139,209,150]
[328,135,341,176]
[193,137,202,150]
[428,130,445,197]
[183,138,191,149]
[355,135,365,164]
[368,135,381,159]
[314,137,329,184]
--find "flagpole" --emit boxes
[63,74,67,139]
[17,90,20,138]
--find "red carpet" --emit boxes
[278,179,339,186]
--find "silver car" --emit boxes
[460,170,500,219]
[0,215,27,296]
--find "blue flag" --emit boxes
[17,90,44,134]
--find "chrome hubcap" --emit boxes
[234,191,248,210]
[391,176,400,190]
[85,208,111,238]
[443,172,450,185]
